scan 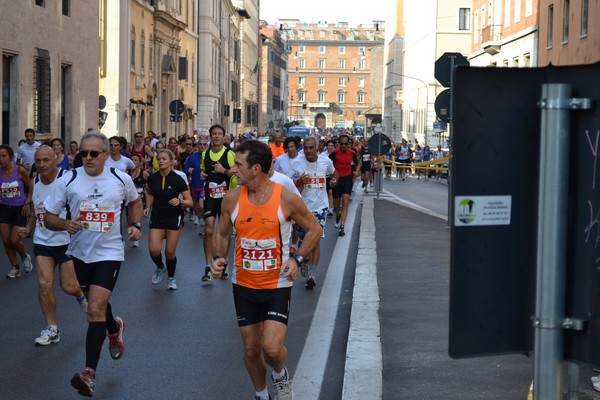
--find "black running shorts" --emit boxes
[233,284,292,327]
[73,258,121,292]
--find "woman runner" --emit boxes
[144,149,192,290]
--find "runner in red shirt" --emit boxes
[328,134,359,236]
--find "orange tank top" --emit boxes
[232,183,293,289]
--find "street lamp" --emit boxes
[388,72,431,145]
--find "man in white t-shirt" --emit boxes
[17,128,42,174]
[44,131,142,398]
[19,145,88,346]
[290,136,338,289]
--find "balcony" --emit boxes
[481,25,502,55]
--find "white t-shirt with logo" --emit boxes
[32,170,70,246]
[17,141,42,172]
[290,154,335,212]
[44,166,139,263]
[274,153,305,178]
[270,171,300,197]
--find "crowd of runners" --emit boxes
[0,126,446,399]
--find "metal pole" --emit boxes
[447,57,455,227]
[533,83,572,400]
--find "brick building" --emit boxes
[280,21,384,133]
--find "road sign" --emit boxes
[435,52,469,88]
[169,100,185,116]
[434,89,451,124]
[368,133,391,156]
[169,114,182,122]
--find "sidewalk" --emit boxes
[343,175,600,399]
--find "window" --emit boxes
[459,8,471,30]
[581,0,588,36]
[563,0,569,42]
[35,0,45,6]
[358,46,365,55]
[358,59,365,69]
[192,56,195,84]
[318,90,326,102]
[338,77,346,86]
[318,59,326,69]
[298,90,305,103]
[149,37,154,74]
[504,0,510,27]
[298,76,305,86]
[513,56,519,67]
[131,27,136,69]
[319,46,326,54]
[547,5,553,48]
[338,59,346,69]
[339,46,346,54]
[62,0,70,16]
[318,77,325,86]
[524,53,531,67]
[338,90,345,103]
[299,58,306,69]
[299,45,306,53]
[141,32,145,72]
[358,78,365,87]
[34,49,51,133]
[357,91,365,104]
[514,0,521,22]
[526,0,533,16]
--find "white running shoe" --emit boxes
[77,295,88,313]
[272,367,293,400]
[152,266,165,285]
[132,240,139,248]
[167,277,178,290]
[6,266,21,279]
[35,328,60,346]
[23,253,33,273]
[193,216,199,225]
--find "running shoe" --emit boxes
[6,266,21,279]
[188,212,194,221]
[77,295,88,313]
[305,274,316,290]
[107,316,126,360]
[271,367,293,400]
[132,240,140,248]
[334,216,340,229]
[152,266,165,285]
[23,253,33,273]
[220,270,229,280]
[35,327,60,346]
[71,368,95,398]
[338,225,345,237]
[193,216,199,225]
[167,277,178,290]
[254,396,272,400]
[327,210,333,218]
[594,377,600,393]
[201,267,212,282]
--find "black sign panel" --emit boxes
[368,133,391,156]
[450,63,600,366]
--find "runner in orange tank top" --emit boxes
[210,139,321,400]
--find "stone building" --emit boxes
[1,0,99,145]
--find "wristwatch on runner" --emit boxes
[292,253,304,265]
[129,222,141,230]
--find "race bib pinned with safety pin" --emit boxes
[80,202,115,232]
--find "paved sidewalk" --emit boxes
[344,176,600,399]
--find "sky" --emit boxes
[259,0,389,25]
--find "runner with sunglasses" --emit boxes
[44,131,142,398]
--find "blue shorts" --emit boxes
[298,207,327,242]
[191,187,204,203]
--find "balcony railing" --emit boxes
[481,25,502,43]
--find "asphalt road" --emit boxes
[0,201,360,399]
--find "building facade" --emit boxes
[469,0,539,68]
[386,0,471,146]
[233,0,260,135]
[258,23,288,133]
[281,21,385,133]
[100,0,198,141]
[538,0,598,66]
[1,0,99,145]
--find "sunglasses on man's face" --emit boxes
[80,150,103,158]
[135,135,143,139]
